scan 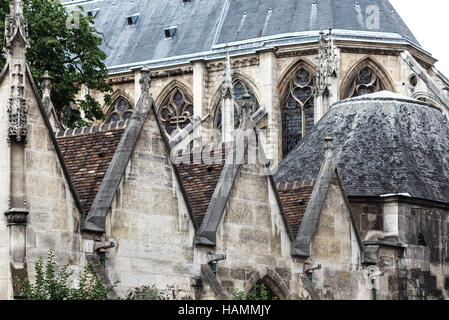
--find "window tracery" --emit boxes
[105,97,133,123]
[159,88,194,138]
[281,66,316,157]
[344,65,384,98]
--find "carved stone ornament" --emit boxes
[222,50,234,100]
[5,208,29,226]
[239,92,253,130]
[316,29,338,96]
[4,2,30,54]
[139,65,151,93]
[4,1,30,143]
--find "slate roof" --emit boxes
[277,181,315,237]
[176,144,228,227]
[57,126,126,213]
[275,91,449,204]
[63,0,421,72]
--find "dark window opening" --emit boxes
[418,233,427,246]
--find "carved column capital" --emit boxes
[4,208,29,226]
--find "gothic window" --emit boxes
[344,66,384,98]
[159,87,194,138]
[106,97,133,123]
[213,80,259,130]
[281,66,316,157]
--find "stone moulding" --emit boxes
[4,208,29,226]
[243,266,289,300]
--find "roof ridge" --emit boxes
[55,120,129,138]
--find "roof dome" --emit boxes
[275,91,449,204]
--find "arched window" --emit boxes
[213,80,260,130]
[281,66,316,157]
[158,87,194,138]
[344,65,385,98]
[105,97,133,123]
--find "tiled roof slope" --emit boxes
[277,181,315,237]
[57,128,125,214]
[176,144,228,227]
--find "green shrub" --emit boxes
[125,285,193,300]
[232,284,278,300]
[20,249,117,300]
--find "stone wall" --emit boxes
[23,76,84,287]
[212,163,301,299]
[101,108,198,298]
[350,197,449,300]
[308,179,369,300]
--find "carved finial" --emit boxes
[4,0,29,55]
[222,48,234,99]
[5,0,29,144]
[41,71,52,96]
[324,134,334,157]
[139,65,151,93]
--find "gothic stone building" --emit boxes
[1,0,449,300]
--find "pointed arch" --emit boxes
[211,72,260,130]
[340,57,396,100]
[411,91,443,111]
[277,58,317,92]
[278,60,317,158]
[104,89,135,123]
[244,267,289,300]
[155,80,193,108]
[156,80,194,139]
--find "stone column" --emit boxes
[192,59,207,146]
[258,49,280,164]
[3,0,31,299]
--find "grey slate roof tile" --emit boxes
[275,92,449,204]
[63,0,420,71]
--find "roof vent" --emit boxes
[164,26,177,39]
[87,8,100,18]
[127,13,140,26]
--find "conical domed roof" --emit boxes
[275,92,449,204]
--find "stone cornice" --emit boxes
[206,56,259,73]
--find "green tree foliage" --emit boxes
[125,285,193,300]
[0,0,112,127]
[232,284,278,301]
[20,250,117,300]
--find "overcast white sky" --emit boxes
[390,0,449,76]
